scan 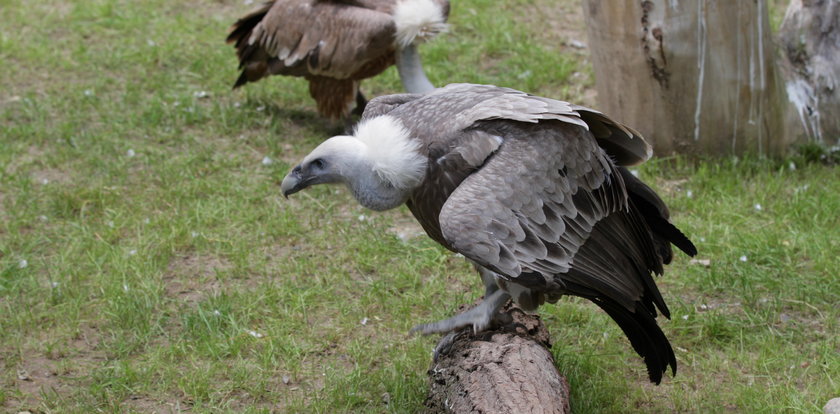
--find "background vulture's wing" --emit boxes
[228,0,396,81]
[437,119,676,383]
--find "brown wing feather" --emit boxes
[229,0,396,80]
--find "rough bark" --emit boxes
[424,303,570,414]
[778,0,840,146]
[582,0,794,156]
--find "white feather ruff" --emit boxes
[393,0,448,48]
[354,116,426,189]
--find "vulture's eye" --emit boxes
[311,158,326,170]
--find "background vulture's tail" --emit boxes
[618,167,698,263]
[226,1,274,88]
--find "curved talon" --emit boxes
[432,331,463,361]
[410,290,513,338]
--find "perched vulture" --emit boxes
[227,0,450,120]
[281,83,697,383]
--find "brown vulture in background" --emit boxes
[227,0,450,120]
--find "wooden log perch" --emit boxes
[423,303,571,414]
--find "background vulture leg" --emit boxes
[351,90,368,117]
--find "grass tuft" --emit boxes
[1,0,837,412]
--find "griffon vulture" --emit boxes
[227,0,449,120]
[280,83,697,383]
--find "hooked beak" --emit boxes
[281,164,305,198]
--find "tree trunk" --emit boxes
[582,0,795,156]
[424,304,570,414]
[778,0,840,146]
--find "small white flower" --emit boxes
[107,220,115,228]
[143,217,150,224]
[18,259,28,269]
[38,215,48,222]
[754,203,762,211]
[233,102,241,108]
[128,249,137,256]
[261,156,273,165]
[788,162,796,171]
[361,317,369,325]
[699,237,706,243]
[190,231,199,238]
[126,149,136,157]
[256,105,265,112]
[516,70,532,79]
[51,281,59,288]
[147,39,156,47]
[83,89,94,96]
[689,258,711,267]
[358,215,366,222]
[173,101,180,107]
[41,178,49,185]
[739,255,748,262]
[686,190,693,198]
[568,39,587,49]
[681,315,689,320]
[247,330,263,338]
[213,309,221,316]
[193,91,210,99]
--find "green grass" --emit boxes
[1,0,837,412]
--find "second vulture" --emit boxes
[227,0,449,120]
[280,83,697,384]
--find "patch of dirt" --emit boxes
[386,210,427,242]
[3,324,107,412]
[122,394,193,413]
[519,0,590,54]
[654,177,691,197]
[512,0,598,106]
[163,253,233,303]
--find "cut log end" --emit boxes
[423,304,571,414]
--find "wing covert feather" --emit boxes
[438,121,666,313]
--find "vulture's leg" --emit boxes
[413,264,512,335]
[412,289,511,335]
[427,266,510,359]
[342,91,366,133]
[416,289,512,360]
[351,90,368,117]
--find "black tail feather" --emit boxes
[591,296,677,384]
[619,167,698,261]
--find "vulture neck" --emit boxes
[396,44,435,93]
[347,170,413,212]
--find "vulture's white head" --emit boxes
[281,116,427,211]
